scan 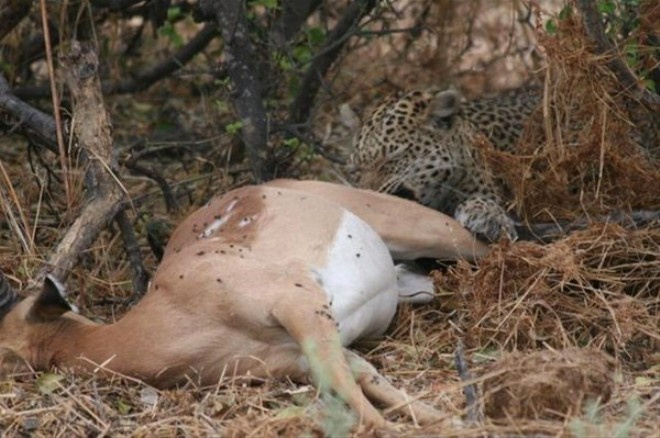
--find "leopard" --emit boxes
[348,85,541,243]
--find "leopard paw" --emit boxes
[454,198,517,242]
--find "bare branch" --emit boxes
[289,0,377,125]
[454,342,484,426]
[200,0,272,181]
[116,210,149,298]
[38,0,71,206]
[575,0,660,108]
[14,24,218,99]
[0,73,59,153]
[36,42,126,284]
[104,23,218,94]
[270,0,322,47]
[90,0,144,11]
[123,159,180,213]
[279,123,347,165]
[3,52,152,294]
[516,210,660,243]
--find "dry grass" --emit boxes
[481,5,659,222]
[1,1,659,436]
[436,226,659,360]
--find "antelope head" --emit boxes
[0,274,93,369]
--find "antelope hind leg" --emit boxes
[345,350,444,426]
[271,291,388,429]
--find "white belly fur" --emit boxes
[312,211,398,346]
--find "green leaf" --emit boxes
[307,27,325,46]
[225,121,244,135]
[214,77,230,87]
[283,137,300,149]
[274,405,306,419]
[159,22,184,48]
[36,372,65,394]
[215,100,230,114]
[0,61,11,75]
[559,5,573,20]
[278,56,293,72]
[288,76,300,97]
[597,0,615,15]
[634,376,656,386]
[167,6,182,21]
[625,43,639,68]
[472,347,501,363]
[252,0,278,9]
[293,46,312,63]
[116,400,132,415]
[545,19,558,35]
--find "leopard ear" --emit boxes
[430,89,462,119]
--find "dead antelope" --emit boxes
[0,179,487,429]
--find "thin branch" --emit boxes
[90,0,144,11]
[0,22,60,87]
[38,0,72,207]
[123,159,180,213]
[37,41,126,285]
[281,0,376,167]
[200,0,271,181]
[575,0,660,108]
[14,23,218,99]
[0,73,59,153]
[357,24,422,37]
[104,23,218,94]
[454,341,484,426]
[289,0,377,125]
[116,209,149,298]
[270,0,322,47]
[515,210,660,243]
[280,123,347,165]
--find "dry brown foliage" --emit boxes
[482,348,615,420]
[436,225,659,362]
[481,7,659,222]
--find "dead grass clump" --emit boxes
[480,5,659,223]
[482,347,615,420]
[436,224,659,360]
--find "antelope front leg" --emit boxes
[344,350,444,426]
[271,292,388,429]
[264,179,489,261]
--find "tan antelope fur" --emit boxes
[0,179,488,429]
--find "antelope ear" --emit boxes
[29,275,76,322]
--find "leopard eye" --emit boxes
[432,116,455,130]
